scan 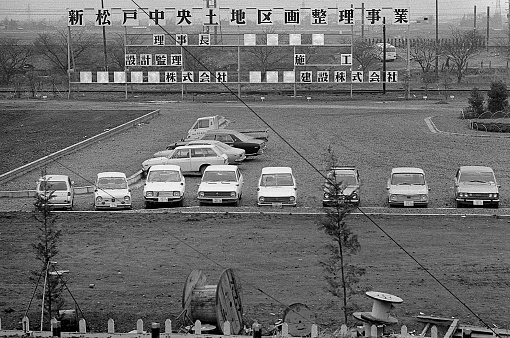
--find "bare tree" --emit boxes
[410,37,437,74]
[33,29,97,74]
[352,38,378,72]
[109,32,145,70]
[441,28,484,83]
[0,37,33,85]
[242,28,292,79]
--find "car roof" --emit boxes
[149,164,181,171]
[188,140,220,145]
[459,166,494,172]
[331,167,357,173]
[391,167,425,174]
[174,144,217,150]
[261,166,293,174]
[204,129,240,135]
[39,174,70,181]
[97,172,127,178]
[204,165,238,171]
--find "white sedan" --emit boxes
[143,165,185,208]
[142,144,228,176]
[257,167,297,207]
[197,165,243,206]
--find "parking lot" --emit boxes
[1,99,509,212]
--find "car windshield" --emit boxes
[203,170,237,182]
[391,173,425,185]
[97,177,128,189]
[328,173,357,185]
[261,173,294,187]
[460,171,495,184]
[39,181,68,191]
[147,170,181,182]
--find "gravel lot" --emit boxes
[1,98,509,213]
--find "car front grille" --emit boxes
[394,195,422,202]
[158,191,178,197]
[467,193,491,198]
[202,191,233,197]
[262,196,293,203]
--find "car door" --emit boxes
[454,169,461,196]
[189,147,206,172]
[236,168,244,196]
[171,148,191,172]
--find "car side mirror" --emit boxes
[256,188,260,191]
[181,182,184,186]
[71,181,75,185]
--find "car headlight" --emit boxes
[390,194,398,201]
[289,196,296,202]
[258,196,265,202]
[146,191,154,197]
[324,192,331,199]
[199,191,204,197]
[350,193,358,199]
[230,192,236,197]
[124,196,131,202]
[420,194,428,201]
[173,191,180,196]
[490,193,499,198]
[95,196,103,203]
[458,192,467,198]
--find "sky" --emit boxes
[0,0,504,22]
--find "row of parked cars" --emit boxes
[35,164,501,210]
[323,165,501,208]
[35,165,298,210]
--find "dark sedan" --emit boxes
[200,129,266,156]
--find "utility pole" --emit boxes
[487,6,490,51]
[382,17,386,95]
[435,0,439,80]
[474,6,477,31]
[101,0,108,72]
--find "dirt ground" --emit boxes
[1,212,510,335]
[1,97,510,335]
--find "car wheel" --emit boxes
[178,199,184,207]
[199,165,208,176]
[145,201,152,209]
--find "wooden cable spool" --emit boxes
[282,303,316,337]
[182,269,243,334]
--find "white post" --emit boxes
[281,323,289,337]
[79,318,86,333]
[22,316,30,333]
[165,319,172,334]
[401,325,408,338]
[108,318,115,333]
[223,321,231,335]
[137,319,144,334]
[311,324,318,338]
[194,320,202,334]
[431,325,438,338]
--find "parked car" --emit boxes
[142,144,228,176]
[387,167,429,207]
[185,115,269,141]
[154,140,246,164]
[143,165,185,208]
[35,174,75,210]
[200,129,266,157]
[257,167,297,207]
[454,166,500,208]
[197,165,244,206]
[94,172,132,210]
[323,167,360,207]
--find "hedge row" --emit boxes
[470,121,510,132]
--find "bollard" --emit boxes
[52,321,61,337]
[252,322,262,338]
[151,322,160,338]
